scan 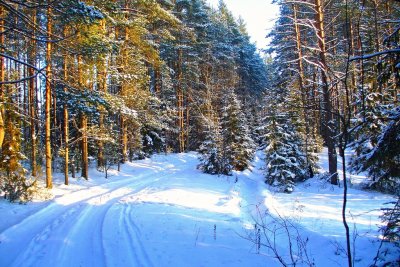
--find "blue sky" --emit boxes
[206,0,279,50]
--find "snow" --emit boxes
[0,150,398,266]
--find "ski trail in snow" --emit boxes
[0,181,135,266]
[0,164,170,267]
[103,203,154,267]
[125,203,154,267]
[9,203,87,267]
[0,155,196,267]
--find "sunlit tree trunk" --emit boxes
[314,0,337,185]
[45,2,53,188]
[177,48,185,152]
[78,54,89,179]
[293,3,311,171]
[97,19,107,169]
[63,27,69,185]
[0,6,5,148]
[119,4,128,164]
[28,9,37,177]
[120,116,128,163]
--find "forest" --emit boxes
[0,0,399,266]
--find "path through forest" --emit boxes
[0,151,397,266]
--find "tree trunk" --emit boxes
[177,48,185,152]
[118,4,129,164]
[120,115,128,163]
[314,0,337,185]
[45,3,53,188]
[81,115,89,179]
[63,27,69,185]
[28,9,37,177]
[98,110,104,169]
[78,54,89,179]
[0,5,5,148]
[293,3,311,171]
[97,19,107,170]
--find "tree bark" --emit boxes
[81,114,89,179]
[120,115,128,163]
[28,9,37,177]
[78,53,89,179]
[118,3,129,164]
[314,0,338,185]
[293,4,311,171]
[45,3,53,188]
[97,19,107,170]
[177,48,185,152]
[63,27,69,185]
[0,6,5,148]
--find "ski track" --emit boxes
[122,203,153,267]
[0,159,189,267]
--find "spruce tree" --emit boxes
[264,112,309,193]
[221,89,255,172]
[198,118,225,175]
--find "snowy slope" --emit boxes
[0,150,398,266]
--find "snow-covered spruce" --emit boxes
[263,113,309,193]
[198,89,255,175]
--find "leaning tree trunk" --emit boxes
[314,0,338,185]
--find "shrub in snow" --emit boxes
[248,208,315,266]
[0,170,36,203]
[0,110,35,203]
[374,197,400,266]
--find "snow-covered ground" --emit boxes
[0,150,398,266]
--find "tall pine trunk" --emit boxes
[97,19,107,169]
[63,27,69,185]
[78,54,89,179]
[177,48,185,152]
[0,5,5,148]
[293,4,312,173]
[45,3,53,188]
[314,0,338,185]
[120,116,128,163]
[28,9,37,177]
